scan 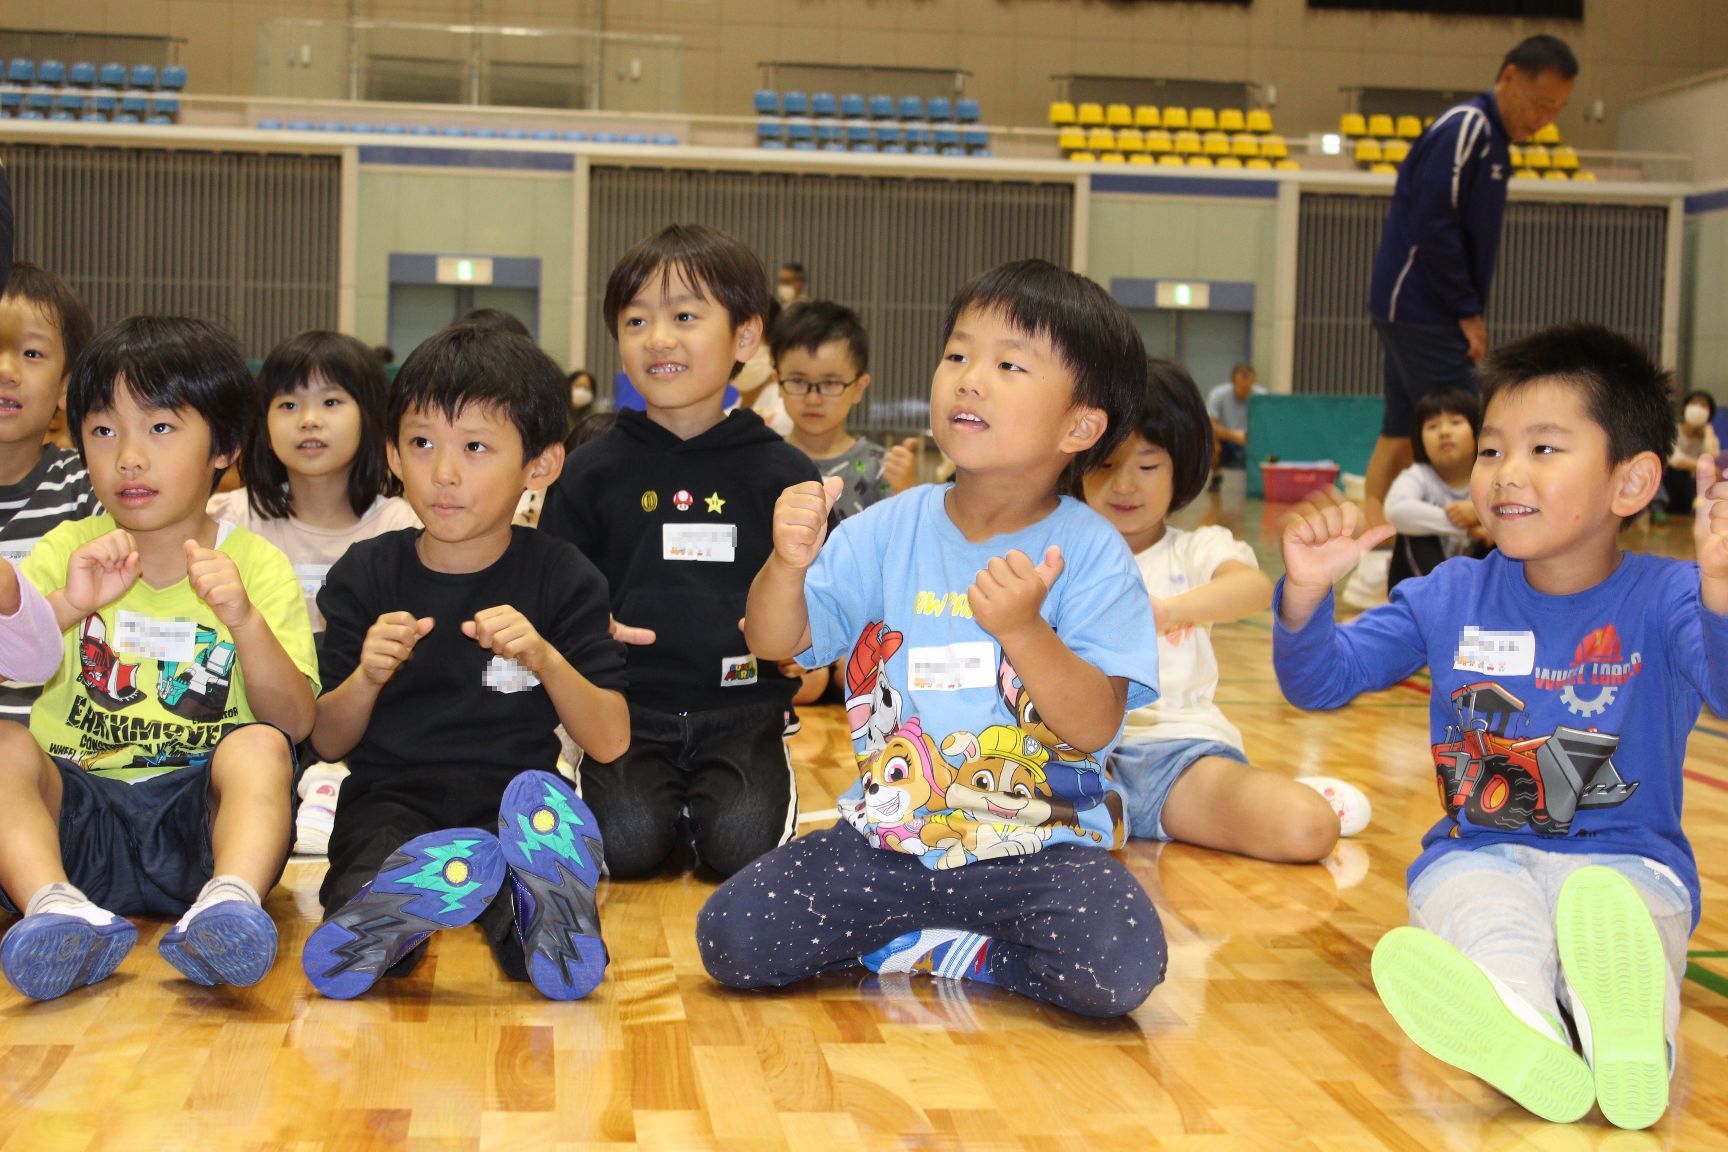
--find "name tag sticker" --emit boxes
[0,537,41,565]
[482,655,540,695]
[294,562,332,600]
[1453,626,1535,677]
[116,612,197,663]
[907,641,995,692]
[663,523,737,563]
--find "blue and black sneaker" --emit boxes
[1,901,136,1001]
[302,828,504,1000]
[498,770,607,1000]
[159,899,277,987]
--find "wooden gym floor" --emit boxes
[3,491,1727,1151]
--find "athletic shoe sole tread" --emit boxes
[499,771,607,1001]
[1,913,136,1001]
[159,901,278,987]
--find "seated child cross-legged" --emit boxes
[1275,323,1726,1130]
[302,323,630,1001]
[0,316,319,1001]
[699,260,1168,1019]
[1081,358,1366,859]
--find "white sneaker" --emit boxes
[296,762,348,855]
[1297,776,1372,837]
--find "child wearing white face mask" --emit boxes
[1658,389,1721,521]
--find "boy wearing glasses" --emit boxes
[773,302,916,520]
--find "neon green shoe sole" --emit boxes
[1555,866,1670,1131]
[1372,926,1594,1124]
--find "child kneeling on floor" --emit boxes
[1275,323,1726,1130]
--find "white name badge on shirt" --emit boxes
[116,612,198,663]
[907,641,995,692]
[663,523,737,563]
[482,655,540,695]
[1453,626,1535,677]
[294,562,332,600]
[0,537,41,565]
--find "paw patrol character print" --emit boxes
[997,656,1106,797]
[849,717,953,854]
[845,621,904,758]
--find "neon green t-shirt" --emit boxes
[22,515,319,781]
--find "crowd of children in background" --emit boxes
[0,206,1717,1131]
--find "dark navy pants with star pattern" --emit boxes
[696,823,1166,1017]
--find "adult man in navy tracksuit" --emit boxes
[1363,35,1578,528]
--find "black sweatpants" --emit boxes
[696,823,1167,1018]
[575,699,796,879]
[320,767,527,980]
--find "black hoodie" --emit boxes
[540,407,819,714]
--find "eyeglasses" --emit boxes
[780,375,862,398]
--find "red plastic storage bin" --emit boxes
[1261,461,1340,502]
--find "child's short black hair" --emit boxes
[944,259,1146,481]
[458,308,531,339]
[1478,324,1675,467]
[388,322,567,458]
[3,261,94,376]
[603,223,770,341]
[1409,389,1482,466]
[242,330,399,520]
[565,409,617,453]
[68,316,254,476]
[1105,357,1213,515]
[768,299,869,374]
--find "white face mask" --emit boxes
[775,284,797,305]
[571,385,593,410]
[1686,403,1710,427]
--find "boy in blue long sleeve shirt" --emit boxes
[1275,324,1728,1131]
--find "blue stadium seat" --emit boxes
[79,111,104,123]
[439,126,466,137]
[846,123,871,144]
[151,96,180,117]
[49,110,75,122]
[956,98,980,122]
[622,132,649,145]
[111,112,137,124]
[146,114,171,126]
[99,63,126,87]
[851,141,876,153]
[381,124,409,135]
[119,90,148,115]
[287,119,316,131]
[927,97,952,121]
[940,145,966,157]
[37,60,65,85]
[911,143,935,155]
[934,126,960,147]
[498,127,524,139]
[129,64,156,89]
[561,130,588,142]
[257,118,284,130]
[351,122,376,134]
[55,91,84,112]
[791,139,816,151]
[822,140,847,152]
[970,149,993,158]
[68,62,96,87]
[759,139,786,150]
[18,109,45,121]
[410,125,437,136]
[471,127,498,139]
[591,132,619,143]
[753,89,778,115]
[880,142,906,154]
[25,90,52,112]
[0,110,10,120]
[160,65,187,90]
[875,125,902,146]
[904,126,930,146]
[840,93,865,118]
[0,88,20,110]
[810,92,837,118]
[962,129,989,148]
[757,121,782,143]
[91,89,116,112]
[530,129,556,141]
[815,122,839,142]
[6,60,34,85]
[869,94,894,119]
[897,95,923,120]
[318,122,348,132]
[786,119,814,142]
[651,134,677,146]
[781,91,808,116]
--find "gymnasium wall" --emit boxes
[1682,194,1728,395]
[8,0,1727,149]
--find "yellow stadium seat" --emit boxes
[1049,101,1076,125]
[1100,152,1126,164]
[1245,158,1273,170]
[1371,163,1398,175]
[1190,107,1218,131]
[1340,112,1367,137]
[1069,151,1097,163]
[1077,102,1104,125]
[1366,113,1395,138]
[1162,106,1190,130]
[1106,103,1133,127]
[1145,129,1173,154]
[1128,153,1155,166]
[1246,109,1274,134]
[1057,127,1086,152]
[1533,123,1561,145]
[1203,131,1231,155]
[1087,127,1115,152]
[1553,145,1579,170]
[1218,109,1246,133]
[1523,144,1551,169]
[1157,153,1184,167]
[1232,133,1259,157]
[1115,127,1144,152]
[1354,138,1383,164]
[1188,155,1215,168]
[1383,139,1410,164]
[1275,159,1301,171]
[1512,167,1539,180]
[1174,129,1202,155]
[1395,115,1423,139]
[1260,134,1288,160]
[1509,143,1524,167]
[1134,104,1161,128]
[1543,169,1569,181]
[1572,169,1596,182]
[1216,156,1243,169]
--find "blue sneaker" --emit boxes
[302,828,505,1000]
[861,929,994,983]
[159,900,277,987]
[1,902,137,1001]
[498,770,607,1000]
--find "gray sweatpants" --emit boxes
[1408,843,1692,1045]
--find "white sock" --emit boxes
[174,875,261,932]
[26,881,91,917]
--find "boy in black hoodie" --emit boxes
[540,224,819,878]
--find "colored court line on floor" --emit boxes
[1685,961,1728,1000]
[1688,951,1728,958]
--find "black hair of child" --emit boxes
[68,316,254,480]
[4,261,95,375]
[943,259,1147,482]
[1682,389,1717,423]
[1408,389,1482,466]
[387,322,568,459]
[565,409,617,453]
[242,330,401,521]
[1126,358,1216,516]
[603,223,772,342]
[768,299,869,374]
[1478,323,1675,467]
[458,308,532,339]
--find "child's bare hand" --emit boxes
[464,605,551,674]
[1281,492,1395,595]
[185,541,254,629]
[1694,453,1728,585]
[1444,500,1480,530]
[361,611,433,685]
[883,437,919,493]
[773,476,844,569]
[610,616,656,646]
[64,529,140,614]
[970,546,1063,642]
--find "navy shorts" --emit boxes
[1375,318,1477,437]
[0,722,297,919]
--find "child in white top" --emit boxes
[1082,359,1365,860]
[1385,389,1489,589]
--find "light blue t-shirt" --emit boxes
[799,484,1160,870]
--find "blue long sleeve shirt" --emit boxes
[1274,551,1728,927]
[1368,92,1512,325]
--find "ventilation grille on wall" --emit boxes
[1294,192,1667,397]
[1,144,341,357]
[586,167,1073,434]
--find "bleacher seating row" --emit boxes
[2,58,187,124]
[256,121,681,145]
[1060,127,1288,159]
[1068,153,1300,170]
[754,91,980,123]
[6,59,185,90]
[1347,116,1590,181]
[759,119,987,150]
[1050,103,1276,135]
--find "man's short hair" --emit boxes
[1502,35,1578,81]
